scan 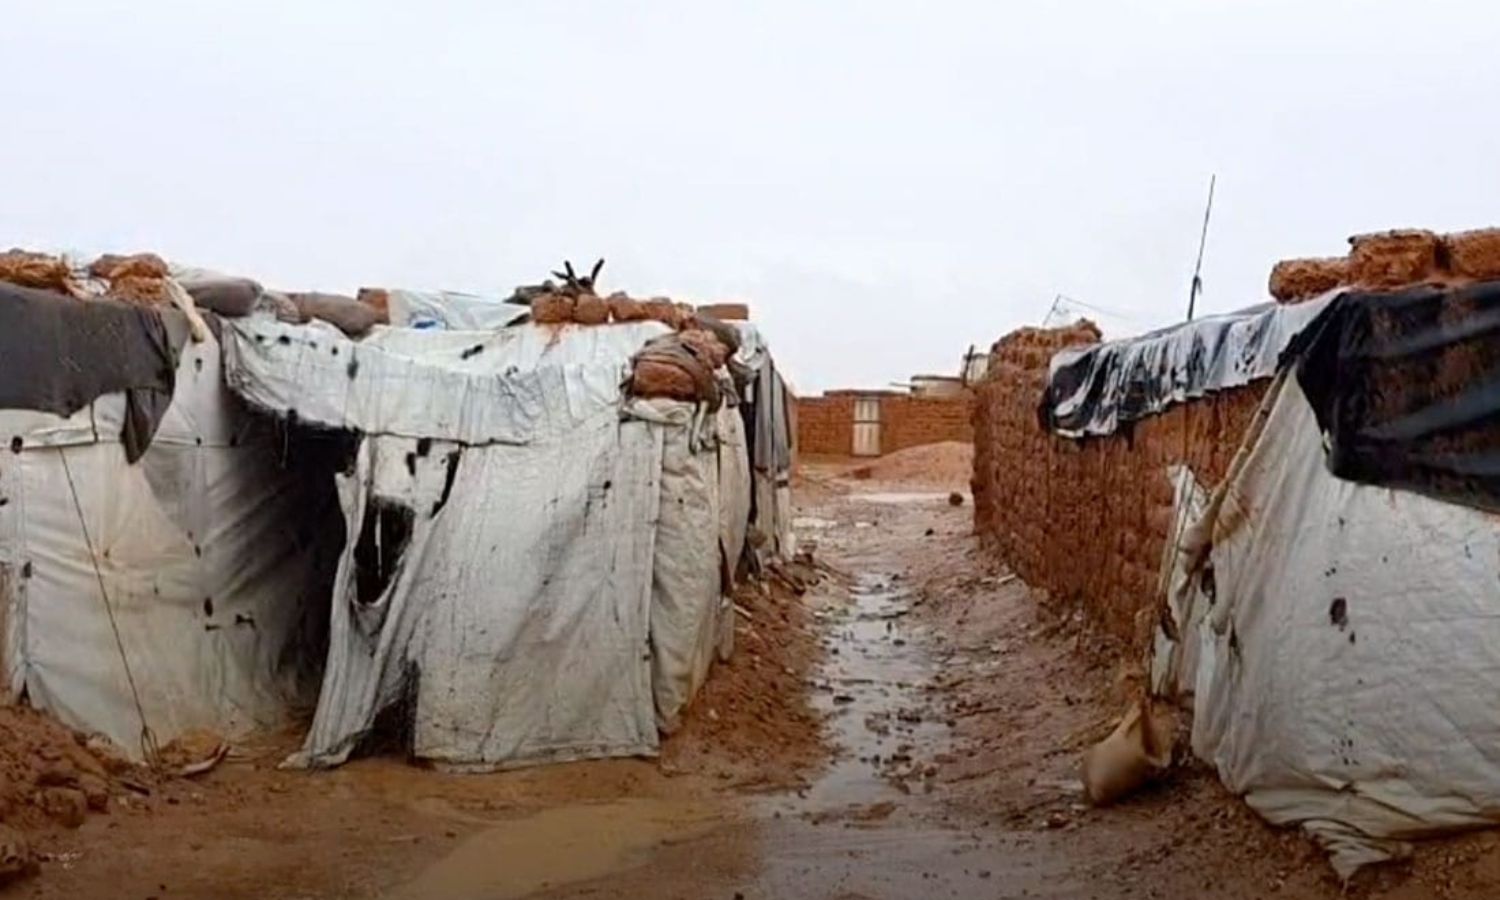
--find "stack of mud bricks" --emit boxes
[973,323,1264,645]
[1269,228,1500,302]
[971,324,1101,596]
[796,395,856,456]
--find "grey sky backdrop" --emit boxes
[4,1,1497,392]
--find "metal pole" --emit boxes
[1186,174,1217,322]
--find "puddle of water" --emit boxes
[387,797,718,900]
[765,572,949,815]
[793,515,839,530]
[857,491,965,505]
[736,571,1089,897]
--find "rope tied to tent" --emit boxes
[57,448,163,770]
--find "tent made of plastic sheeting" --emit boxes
[1152,372,1500,877]
[0,330,342,759]
[219,317,757,770]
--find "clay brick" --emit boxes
[1442,229,1500,281]
[697,302,750,321]
[1268,257,1348,303]
[1348,229,1439,289]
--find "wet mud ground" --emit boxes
[22,464,1500,899]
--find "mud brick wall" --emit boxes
[972,323,1267,644]
[879,395,974,453]
[797,394,973,456]
[796,395,856,456]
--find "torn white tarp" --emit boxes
[1155,374,1500,876]
[291,415,664,770]
[0,331,339,757]
[222,317,672,444]
[246,320,747,770]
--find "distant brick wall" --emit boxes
[972,323,1267,645]
[796,393,973,456]
[796,395,855,456]
[880,396,974,454]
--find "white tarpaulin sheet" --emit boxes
[385,289,530,331]
[238,320,747,770]
[1157,375,1500,876]
[0,333,337,757]
[293,418,665,770]
[222,317,672,445]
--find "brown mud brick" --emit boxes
[107,274,172,306]
[1441,229,1500,281]
[1268,257,1348,303]
[607,292,648,323]
[531,292,574,324]
[0,249,80,296]
[698,302,750,321]
[1348,229,1439,289]
[572,292,609,326]
[89,252,168,280]
[642,298,684,329]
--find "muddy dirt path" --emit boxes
[26,458,1500,898]
[530,475,1090,900]
[536,465,1500,900]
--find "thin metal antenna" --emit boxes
[1186,174,1216,321]
[1041,294,1063,327]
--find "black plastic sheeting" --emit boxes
[0,282,190,461]
[1293,280,1500,513]
[1042,295,1332,438]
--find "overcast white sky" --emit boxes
[4,1,1498,391]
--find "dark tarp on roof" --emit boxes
[1041,296,1333,438]
[0,282,191,461]
[1293,280,1500,513]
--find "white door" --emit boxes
[852,397,881,456]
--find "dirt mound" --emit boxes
[660,579,824,790]
[0,704,140,886]
[0,706,132,824]
[847,441,974,488]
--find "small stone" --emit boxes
[39,787,87,828]
[77,774,110,812]
[36,758,79,788]
[0,825,36,886]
